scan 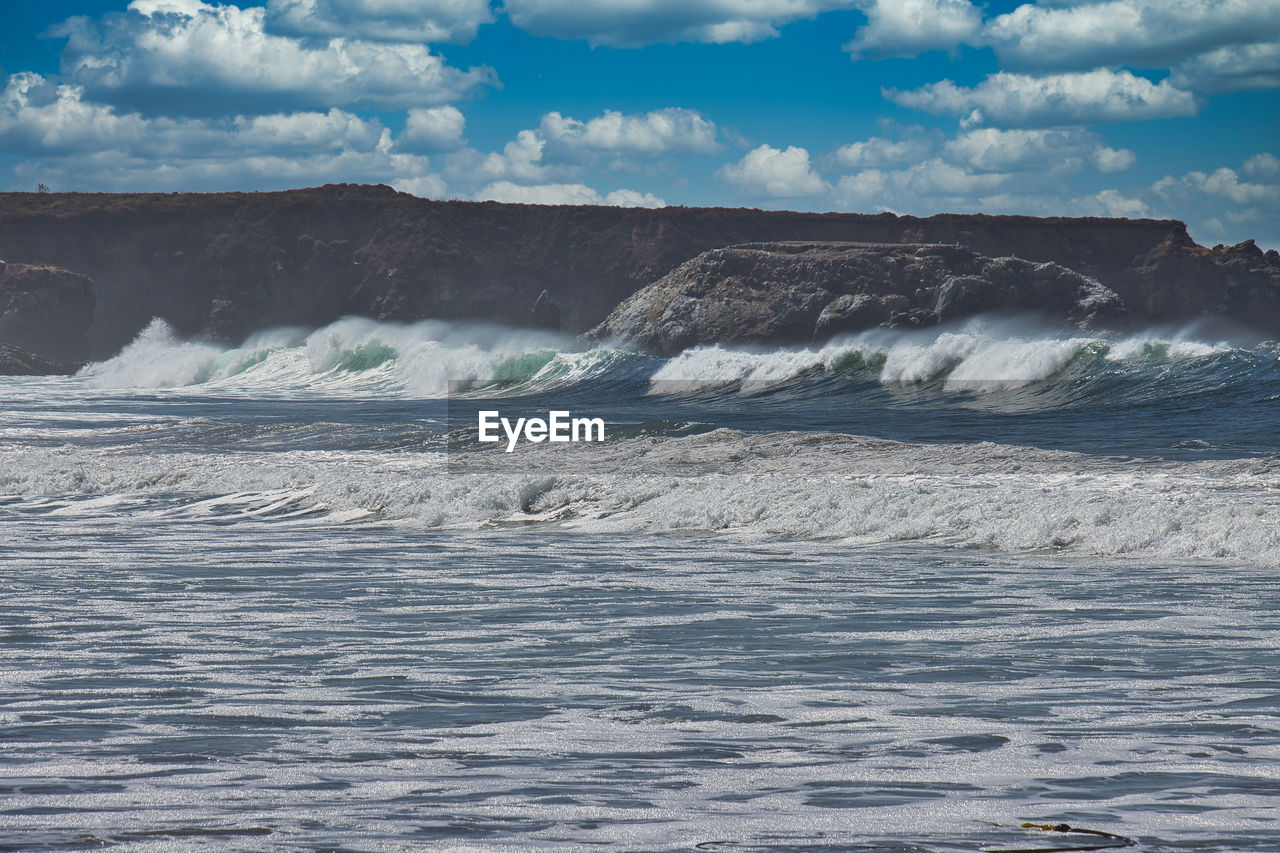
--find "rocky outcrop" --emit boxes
[0,343,83,376]
[0,185,1275,358]
[0,262,95,361]
[1126,232,1280,322]
[590,242,1126,355]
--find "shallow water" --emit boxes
[1,316,1278,849]
[3,526,1278,851]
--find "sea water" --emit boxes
[1,316,1278,850]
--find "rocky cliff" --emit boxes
[590,242,1127,355]
[0,184,1276,359]
[0,261,95,362]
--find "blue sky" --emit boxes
[2,0,1278,247]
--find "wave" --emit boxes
[77,317,599,396]
[649,320,1254,394]
[3,432,1278,566]
[67,316,1278,419]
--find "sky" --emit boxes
[1,0,1278,247]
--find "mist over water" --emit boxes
[3,315,1279,849]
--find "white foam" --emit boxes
[79,319,226,388]
[75,316,580,397]
[942,337,1091,390]
[649,340,878,392]
[72,315,1258,399]
[3,434,1277,566]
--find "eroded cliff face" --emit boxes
[0,262,95,362]
[590,242,1127,355]
[0,184,1276,359]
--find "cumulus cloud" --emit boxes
[264,0,493,43]
[475,181,666,207]
[443,107,719,189]
[476,129,556,182]
[539,109,720,155]
[1073,188,1150,218]
[0,72,445,193]
[1155,165,1280,207]
[887,70,1199,128]
[1244,152,1280,179]
[981,0,1280,72]
[501,0,854,47]
[1149,156,1280,244]
[718,144,829,198]
[832,160,1157,219]
[1091,146,1137,174]
[833,159,1015,210]
[845,0,981,59]
[833,135,932,168]
[397,105,466,152]
[0,72,388,156]
[944,128,1134,173]
[1170,40,1280,92]
[392,173,448,198]
[54,0,494,115]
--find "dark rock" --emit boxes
[590,242,1126,355]
[0,343,83,375]
[530,289,562,331]
[0,262,95,361]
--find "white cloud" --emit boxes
[833,159,1016,210]
[833,135,932,168]
[943,128,1134,173]
[0,72,389,156]
[481,129,554,182]
[1091,146,1137,173]
[602,188,669,207]
[442,107,719,189]
[54,0,494,114]
[1155,166,1280,207]
[501,0,855,47]
[392,173,448,198]
[398,105,466,152]
[474,181,666,207]
[1073,188,1149,218]
[718,144,829,198]
[982,0,1280,72]
[887,70,1198,127]
[264,0,493,43]
[1150,157,1280,246]
[539,109,720,155]
[1,73,148,155]
[14,145,440,194]
[831,160,1155,219]
[845,0,981,59]
[1170,40,1280,92]
[0,73,444,193]
[1244,152,1280,179]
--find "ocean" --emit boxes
[1,315,1278,851]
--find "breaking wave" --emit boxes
[75,316,1276,404]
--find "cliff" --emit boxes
[0,184,1276,359]
[0,261,95,362]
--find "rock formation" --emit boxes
[589,242,1127,355]
[0,261,95,362]
[0,185,1276,359]
[0,343,83,376]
